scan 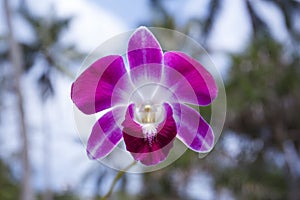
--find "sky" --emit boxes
[0,0,287,199]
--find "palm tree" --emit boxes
[2,1,82,199]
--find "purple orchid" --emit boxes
[71,27,218,166]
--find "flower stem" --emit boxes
[100,161,137,200]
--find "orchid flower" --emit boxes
[71,27,218,166]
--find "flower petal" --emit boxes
[87,106,126,159]
[173,103,214,152]
[127,27,163,83]
[122,103,177,165]
[164,51,218,106]
[71,55,128,114]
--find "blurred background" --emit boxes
[1,0,300,199]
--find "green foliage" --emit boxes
[52,192,80,200]
[0,160,20,200]
[147,0,175,29]
[223,34,300,198]
[217,168,287,199]
[226,36,300,138]
[36,191,80,200]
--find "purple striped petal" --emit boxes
[173,103,214,152]
[87,106,126,159]
[127,27,163,83]
[71,55,128,114]
[122,103,177,165]
[164,52,218,106]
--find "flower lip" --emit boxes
[122,103,177,165]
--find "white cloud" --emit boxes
[207,0,252,53]
[26,0,128,52]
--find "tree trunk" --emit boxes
[42,106,53,200]
[3,1,35,200]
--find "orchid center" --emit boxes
[140,104,156,123]
[128,83,179,146]
[134,102,164,145]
